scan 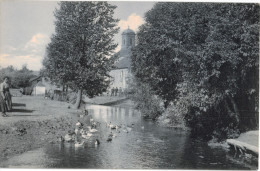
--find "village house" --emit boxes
[29,76,62,96]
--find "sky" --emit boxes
[0,0,257,71]
[0,0,155,71]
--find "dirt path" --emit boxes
[0,96,77,126]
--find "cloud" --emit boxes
[4,46,17,52]
[25,33,50,55]
[26,33,49,46]
[0,54,10,58]
[118,13,144,32]
[0,33,50,71]
[31,34,46,43]
[114,45,121,53]
[0,54,43,71]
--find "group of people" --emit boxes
[0,76,12,117]
[110,87,123,96]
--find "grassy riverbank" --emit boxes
[0,96,87,161]
[0,95,135,162]
[0,116,80,161]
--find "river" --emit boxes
[0,105,257,169]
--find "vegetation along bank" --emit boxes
[129,2,259,142]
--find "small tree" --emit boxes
[43,2,119,108]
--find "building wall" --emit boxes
[32,86,46,96]
[108,29,135,92]
[109,68,130,90]
[122,33,135,49]
[31,77,62,96]
[41,77,62,92]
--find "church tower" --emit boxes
[120,27,135,56]
[108,27,135,91]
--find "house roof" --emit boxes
[122,28,135,35]
[32,71,40,76]
[111,46,132,70]
[114,56,131,69]
[29,75,42,82]
[36,81,45,87]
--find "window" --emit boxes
[130,38,132,45]
[124,39,125,45]
[120,71,123,82]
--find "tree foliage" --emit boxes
[0,65,36,88]
[131,2,259,140]
[43,2,119,108]
[128,76,165,120]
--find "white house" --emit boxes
[32,81,46,96]
[30,76,62,96]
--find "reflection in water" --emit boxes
[125,107,129,116]
[0,105,257,169]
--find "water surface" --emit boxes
[0,105,257,169]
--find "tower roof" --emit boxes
[122,28,135,35]
[114,56,131,69]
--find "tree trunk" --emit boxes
[224,99,232,114]
[254,96,258,128]
[230,96,240,125]
[164,100,169,109]
[74,89,82,109]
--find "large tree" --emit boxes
[131,3,212,108]
[179,3,259,138]
[131,2,259,139]
[43,2,119,108]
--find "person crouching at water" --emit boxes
[0,76,12,117]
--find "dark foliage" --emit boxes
[131,2,259,140]
[0,65,36,88]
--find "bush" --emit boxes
[128,77,165,120]
[184,100,241,141]
[23,87,33,95]
[158,103,185,127]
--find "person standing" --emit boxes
[111,87,115,96]
[115,87,118,96]
[0,76,12,116]
[118,87,122,96]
